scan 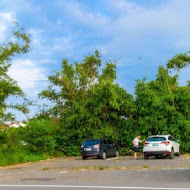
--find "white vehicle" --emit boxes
[143,135,180,159]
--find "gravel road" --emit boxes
[0,155,189,189]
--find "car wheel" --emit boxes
[101,152,107,159]
[169,148,174,159]
[176,147,181,156]
[115,151,119,157]
[144,155,149,160]
[82,156,87,160]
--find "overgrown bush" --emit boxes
[0,127,51,166]
[20,119,57,155]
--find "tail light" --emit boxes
[144,142,149,146]
[93,144,100,149]
[161,141,170,146]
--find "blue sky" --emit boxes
[0,0,190,120]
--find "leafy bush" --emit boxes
[0,127,52,166]
[20,119,57,155]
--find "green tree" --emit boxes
[167,51,190,70]
[166,51,190,152]
[135,66,190,152]
[39,51,134,155]
[0,24,30,124]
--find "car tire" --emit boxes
[169,148,174,159]
[115,151,119,157]
[82,156,87,160]
[144,155,149,160]
[176,147,181,156]
[101,152,107,159]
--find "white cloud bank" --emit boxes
[8,59,47,92]
[57,0,110,28]
[0,12,15,41]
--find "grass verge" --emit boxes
[0,151,53,167]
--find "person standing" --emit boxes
[133,134,145,160]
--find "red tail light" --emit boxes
[161,141,170,146]
[144,142,149,146]
[93,144,100,149]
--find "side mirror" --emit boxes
[176,140,179,143]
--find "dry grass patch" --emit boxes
[142,165,151,169]
[71,165,110,171]
[114,158,121,161]
[181,154,190,158]
[98,166,109,170]
[42,167,51,170]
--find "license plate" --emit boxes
[85,148,92,151]
[152,144,159,147]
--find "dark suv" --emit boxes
[80,139,119,160]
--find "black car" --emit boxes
[80,139,119,160]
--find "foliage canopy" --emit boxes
[39,51,134,154]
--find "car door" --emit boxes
[107,140,116,156]
[171,136,179,153]
[168,136,177,153]
[102,139,110,156]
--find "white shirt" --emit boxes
[133,137,140,147]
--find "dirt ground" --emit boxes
[0,155,189,188]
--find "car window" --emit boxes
[169,136,176,141]
[147,137,166,142]
[102,139,108,144]
[83,140,100,146]
[172,136,176,141]
[107,140,113,145]
[168,136,175,141]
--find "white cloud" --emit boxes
[108,0,139,13]
[8,59,47,91]
[54,0,190,60]
[52,36,79,51]
[0,12,15,22]
[57,19,62,25]
[0,0,41,14]
[28,29,44,47]
[0,12,15,41]
[28,28,80,57]
[57,0,110,28]
[96,0,190,57]
[27,28,51,56]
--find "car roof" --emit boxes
[147,135,170,138]
[85,139,111,142]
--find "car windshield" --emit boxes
[83,140,100,146]
[147,137,166,142]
